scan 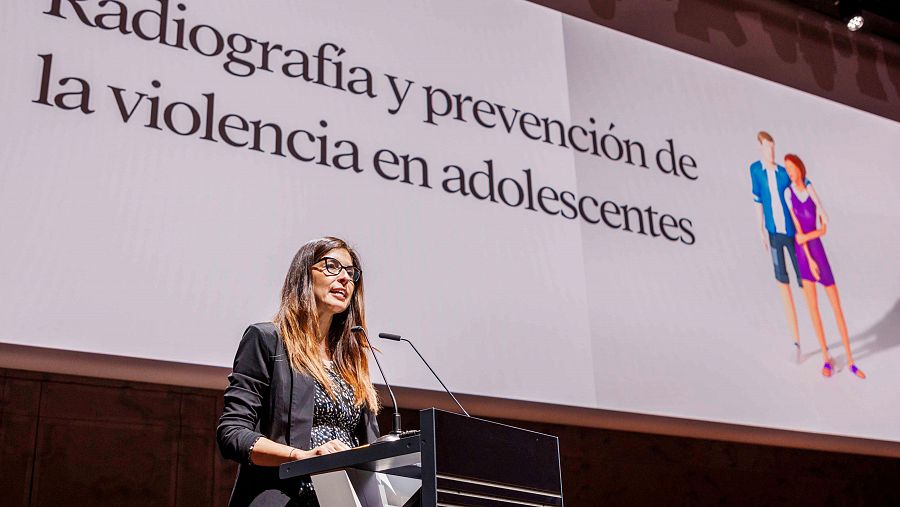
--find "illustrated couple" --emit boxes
[749,131,864,379]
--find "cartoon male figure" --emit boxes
[749,131,802,348]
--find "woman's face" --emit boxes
[311,248,356,317]
[785,160,801,184]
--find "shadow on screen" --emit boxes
[795,298,900,369]
[849,298,900,362]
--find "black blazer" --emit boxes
[216,322,379,507]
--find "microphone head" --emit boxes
[378,332,402,341]
[350,326,364,333]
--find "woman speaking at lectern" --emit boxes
[217,237,380,506]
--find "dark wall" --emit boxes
[1,368,237,507]
[3,367,898,506]
[530,0,900,123]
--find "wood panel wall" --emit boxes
[1,368,236,507]
[3,367,898,506]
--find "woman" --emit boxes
[783,154,865,379]
[217,237,380,506]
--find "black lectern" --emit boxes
[280,408,564,506]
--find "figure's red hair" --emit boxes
[784,153,807,181]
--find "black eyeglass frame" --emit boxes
[316,256,362,283]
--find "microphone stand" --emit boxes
[350,326,402,443]
[379,332,470,417]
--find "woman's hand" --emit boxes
[307,439,351,457]
[795,232,809,245]
[809,259,821,281]
[247,436,350,466]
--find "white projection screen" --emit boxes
[1,0,898,446]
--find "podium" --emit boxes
[280,408,564,506]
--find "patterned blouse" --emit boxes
[311,360,362,448]
[296,360,362,505]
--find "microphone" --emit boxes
[351,326,402,443]
[378,332,470,417]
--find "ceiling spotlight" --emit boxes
[837,1,865,32]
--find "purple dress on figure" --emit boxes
[788,185,835,286]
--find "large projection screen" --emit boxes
[1,0,898,445]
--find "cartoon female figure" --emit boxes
[783,154,865,379]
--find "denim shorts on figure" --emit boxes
[769,232,801,287]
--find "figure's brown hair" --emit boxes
[757,131,774,143]
[274,237,378,412]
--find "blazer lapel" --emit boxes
[289,367,315,449]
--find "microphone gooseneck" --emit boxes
[378,332,470,417]
[350,326,402,443]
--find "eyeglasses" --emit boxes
[317,257,362,283]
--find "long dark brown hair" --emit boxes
[273,237,378,412]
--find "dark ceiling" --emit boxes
[783,0,900,43]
